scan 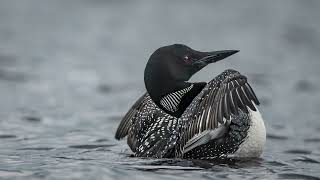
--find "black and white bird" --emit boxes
[115,44,266,159]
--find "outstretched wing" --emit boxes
[178,70,260,154]
[115,93,179,158]
[115,93,149,140]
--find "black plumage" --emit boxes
[115,44,260,159]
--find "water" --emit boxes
[0,0,320,179]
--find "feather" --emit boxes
[245,83,260,105]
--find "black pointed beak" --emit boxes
[193,50,239,67]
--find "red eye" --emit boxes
[183,55,190,63]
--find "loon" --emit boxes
[115,44,266,159]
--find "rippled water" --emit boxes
[0,0,320,179]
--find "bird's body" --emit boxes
[115,44,266,159]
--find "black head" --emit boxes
[145,44,238,81]
[144,44,239,116]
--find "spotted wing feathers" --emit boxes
[135,115,179,158]
[115,93,179,158]
[115,93,149,140]
[216,76,260,121]
[180,74,260,153]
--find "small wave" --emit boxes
[0,134,17,139]
[285,149,312,155]
[293,156,320,164]
[266,160,291,167]
[68,144,115,149]
[17,147,54,151]
[131,165,203,171]
[267,133,288,140]
[22,116,42,122]
[54,156,94,161]
[0,69,29,82]
[94,138,110,142]
[278,173,320,180]
[304,138,320,143]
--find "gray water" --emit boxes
[0,0,320,179]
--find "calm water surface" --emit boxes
[0,1,320,179]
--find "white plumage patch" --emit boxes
[160,84,194,112]
[231,106,266,158]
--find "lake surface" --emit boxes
[0,0,320,179]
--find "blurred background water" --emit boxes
[0,0,320,179]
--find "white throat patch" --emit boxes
[160,84,194,112]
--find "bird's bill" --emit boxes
[193,50,239,67]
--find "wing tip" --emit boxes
[114,93,149,141]
[114,133,125,140]
[115,128,127,140]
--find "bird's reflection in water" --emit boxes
[130,157,264,171]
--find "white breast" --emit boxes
[231,107,266,158]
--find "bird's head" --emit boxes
[145,44,238,87]
[144,44,239,116]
